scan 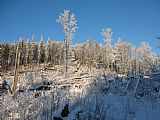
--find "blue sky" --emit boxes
[0,0,160,55]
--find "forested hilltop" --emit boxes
[0,32,159,75]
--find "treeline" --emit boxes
[0,35,159,75]
[0,35,62,71]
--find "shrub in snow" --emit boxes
[61,104,69,117]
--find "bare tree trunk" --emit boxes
[65,38,68,78]
[12,44,19,93]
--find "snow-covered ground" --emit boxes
[0,66,160,120]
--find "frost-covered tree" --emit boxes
[18,38,26,66]
[1,43,10,70]
[30,34,35,65]
[139,42,151,73]
[9,43,16,67]
[101,28,114,70]
[57,9,78,77]
[25,40,31,65]
[51,42,58,65]
[45,37,52,65]
[139,42,158,73]
[101,28,112,47]
[115,40,133,74]
[38,36,45,65]
[73,43,86,69]
[84,39,97,71]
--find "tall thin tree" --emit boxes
[57,9,78,77]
